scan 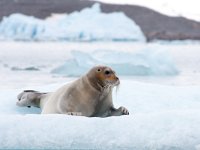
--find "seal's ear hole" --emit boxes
[97,68,101,72]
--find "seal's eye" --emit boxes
[97,68,101,72]
[105,70,111,75]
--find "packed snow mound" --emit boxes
[52,49,179,76]
[0,4,146,41]
[1,80,200,149]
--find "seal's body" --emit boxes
[17,66,129,117]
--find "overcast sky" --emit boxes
[94,0,200,21]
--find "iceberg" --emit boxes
[0,14,45,40]
[52,49,179,76]
[0,4,146,41]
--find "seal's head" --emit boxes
[87,66,120,91]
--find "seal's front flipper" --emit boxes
[109,106,129,116]
[17,90,47,108]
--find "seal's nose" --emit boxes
[116,77,120,85]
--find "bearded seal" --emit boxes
[17,66,129,117]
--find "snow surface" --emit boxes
[0,3,145,41]
[0,80,200,149]
[52,49,178,76]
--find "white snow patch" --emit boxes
[0,80,200,149]
[93,0,200,21]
